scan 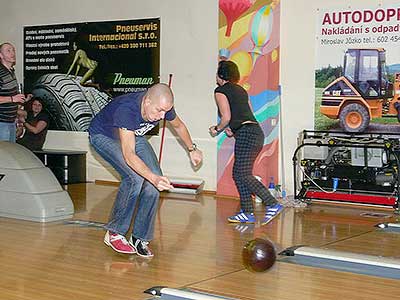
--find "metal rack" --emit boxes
[293,130,400,211]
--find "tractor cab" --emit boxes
[343,49,391,99]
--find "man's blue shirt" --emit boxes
[89,91,176,140]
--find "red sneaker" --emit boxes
[104,231,136,254]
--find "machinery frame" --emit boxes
[293,130,400,211]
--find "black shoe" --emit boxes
[129,236,154,258]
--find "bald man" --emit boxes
[89,83,203,257]
[0,42,26,142]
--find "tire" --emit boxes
[339,103,370,133]
[31,74,111,131]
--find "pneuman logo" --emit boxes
[113,73,154,85]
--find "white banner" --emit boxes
[315,4,400,132]
[316,6,400,69]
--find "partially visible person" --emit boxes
[89,83,203,257]
[17,98,49,151]
[209,60,283,226]
[0,42,25,142]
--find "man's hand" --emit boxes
[12,94,25,104]
[17,116,26,124]
[153,175,174,191]
[189,149,203,167]
[17,109,27,119]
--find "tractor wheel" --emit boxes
[339,103,370,133]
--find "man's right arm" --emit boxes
[0,94,25,104]
[119,128,173,191]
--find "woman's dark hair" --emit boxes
[31,97,44,106]
[217,60,240,83]
[26,97,44,111]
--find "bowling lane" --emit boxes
[279,227,400,280]
[321,229,400,258]
[188,261,399,300]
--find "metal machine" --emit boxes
[293,130,400,209]
[0,142,74,222]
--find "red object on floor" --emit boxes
[305,191,396,206]
[171,183,200,189]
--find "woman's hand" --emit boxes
[208,125,218,137]
[224,127,234,137]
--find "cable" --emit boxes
[297,162,336,194]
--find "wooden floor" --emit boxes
[1,182,400,300]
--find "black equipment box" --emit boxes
[34,149,87,185]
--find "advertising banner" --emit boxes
[217,0,280,197]
[23,18,160,131]
[315,5,400,133]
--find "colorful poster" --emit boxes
[217,0,280,197]
[23,18,160,131]
[315,5,400,133]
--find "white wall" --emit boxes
[1,0,390,194]
[2,0,218,189]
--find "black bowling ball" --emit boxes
[242,238,276,272]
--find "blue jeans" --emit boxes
[0,121,16,142]
[90,134,162,241]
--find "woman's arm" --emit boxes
[209,92,231,137]
[24,120,47,135]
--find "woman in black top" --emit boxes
[17,98,49,151]
[209,60,283,225]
